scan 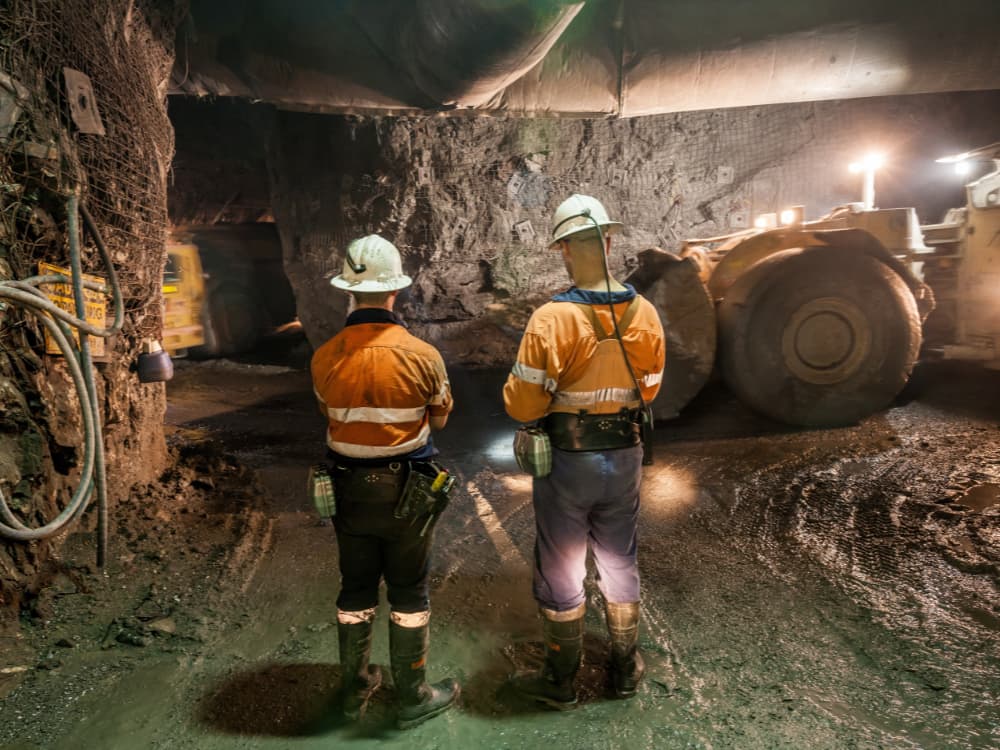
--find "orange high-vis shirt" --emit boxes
[311,313,452,459]
[503,291,664,424]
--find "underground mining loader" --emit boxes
[626,142,1000,428]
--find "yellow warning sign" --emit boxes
[37,262,108,358]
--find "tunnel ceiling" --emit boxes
[171,0,1000,117]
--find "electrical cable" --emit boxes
[0,194,123,564]
[67,195,107,566]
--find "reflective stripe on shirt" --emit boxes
[326,405,427,424]
[327,422,432,458]
[511,361,557,393]
[551,386,640,408]
[429,381,450,407]
[642,370,663,388]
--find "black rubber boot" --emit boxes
[510,606,585,710]
[389,621,460,729]
[605,601,644,698]
[338,620,381,720]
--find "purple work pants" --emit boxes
[532,444,643,612]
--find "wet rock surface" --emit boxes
[0,357,996,749]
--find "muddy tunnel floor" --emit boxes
[1,359,998,750]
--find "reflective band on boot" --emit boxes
[338,607,377,625]
[390,610,431,628]
[605,600,644,698]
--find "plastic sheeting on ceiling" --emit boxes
[171,0,1000,117]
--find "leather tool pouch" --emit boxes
[545,410,641,452]
[333,461,407,504]
[394,460,454,524]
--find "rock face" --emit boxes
[268,91,1000,366]
[0,0,180,618]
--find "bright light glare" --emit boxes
[937,150,971,164]
[485,433,517,462]
[849,152,885,173]
[780,209,796,225]
[954,160,971,176]
[754,216,768,229]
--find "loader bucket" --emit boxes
[625,248,716,420]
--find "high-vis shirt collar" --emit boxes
[345,308,407,327]
[551,284,637,305]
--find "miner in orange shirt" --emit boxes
[503,195,665,709]
[311,234,459,728]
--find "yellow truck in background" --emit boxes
[162,224,296,357]
[163,242,206,355]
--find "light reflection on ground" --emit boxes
[640,464,700,519]
[483,432,519,463]
[499,474,532,495]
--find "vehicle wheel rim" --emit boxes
[781,297,871,384]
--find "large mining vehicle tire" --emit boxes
[717,248,921,427]
[625,248,716,420]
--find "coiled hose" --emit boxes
[0,195,124,566]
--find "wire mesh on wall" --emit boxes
[0,0,180,342]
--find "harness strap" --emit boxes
[574,297,641,341]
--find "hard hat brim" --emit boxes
[330,274,412,292]
[549,220,623,248]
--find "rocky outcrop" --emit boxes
[1,0,181,620]
[268,91,1000,366]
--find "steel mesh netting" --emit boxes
[0,0,182,342]
[338,103,857,259]
[351,92,968,268]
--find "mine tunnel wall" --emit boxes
[0,1,180,619]
[267,91,1000,365]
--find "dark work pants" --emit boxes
[334,499,435,613]
[532,444,643,612]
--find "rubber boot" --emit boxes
[605,601,644,698]
[510,604,585,710]
[338,620,381,720]
[389,621,460,729]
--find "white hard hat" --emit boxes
[549,194,623,248]
[330,234,412,292]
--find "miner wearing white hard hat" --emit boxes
[504,195,665,708]
[311,234,459,727]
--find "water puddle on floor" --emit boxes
[956,483,1000,512]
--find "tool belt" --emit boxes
[332,461,408,504]
[544,410,642,452]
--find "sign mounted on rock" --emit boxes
[37,262,108,359]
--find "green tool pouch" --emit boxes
[395,461,455,535]
[513,425,552,478]
[308,464,336,518]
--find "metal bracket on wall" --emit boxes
[63,68,105,136]
[514,219,535,243]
